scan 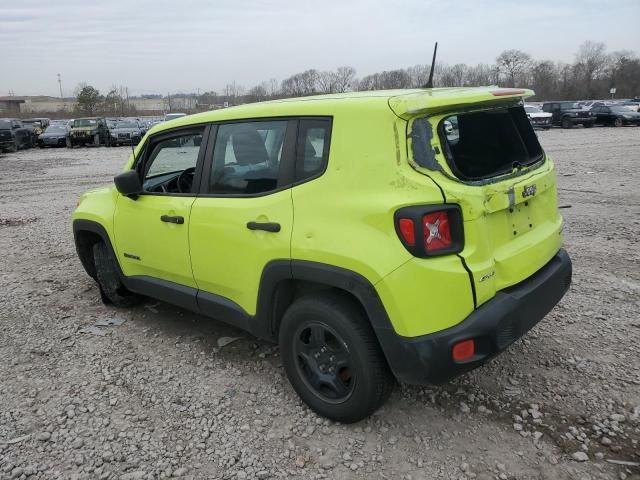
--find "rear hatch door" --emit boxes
[391,89,564,306]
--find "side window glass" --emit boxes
[296,119,331,181]
[209,121,287,195]
[142,129,204,194]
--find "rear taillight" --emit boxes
[398,218,415,246]
[423,211,451,252]
[394,205,463,257]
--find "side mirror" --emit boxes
[114,170,142,197]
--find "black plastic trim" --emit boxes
[394,204,464,257]
[377,248,572,384]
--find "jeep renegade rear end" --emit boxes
[72,87,571,423]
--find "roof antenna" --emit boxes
[423,42,438,89]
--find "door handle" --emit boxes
[161,215,184,224]
[246,221,281,232]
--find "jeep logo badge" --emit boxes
[522,185,537,198]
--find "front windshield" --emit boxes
[524,106,540,113]
[45,126,66,134]
[116,122,138,129]
[73,119,97,127]
[0,120,11,129]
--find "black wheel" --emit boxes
[583,122,594,128]
[66,137,72,148]
[561,117,573,129]
[279,292,394,423]
[93,242,141,307]
[613,117,623,127]
[8,142,17,153]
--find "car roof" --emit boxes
[149,87,533,135]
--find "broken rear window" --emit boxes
[429,106,544,182]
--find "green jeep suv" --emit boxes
[72,88,572,422]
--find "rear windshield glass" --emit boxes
[436,106,544,181]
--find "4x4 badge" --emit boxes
[522,185,537,198]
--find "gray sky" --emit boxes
[1,0,639,97]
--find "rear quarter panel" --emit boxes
[290,103,475,337]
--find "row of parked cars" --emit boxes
[524,98,640,129]
[0,113,187,153]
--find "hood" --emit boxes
[112,127,141,133]
[71,126,97,132]
[41,132,67,137]
[528,112,552,118]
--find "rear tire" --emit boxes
[613,117,623,127]
[279,292,394,423]
[93,242,141,307]
[561,117,573,129]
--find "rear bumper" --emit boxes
[378,248,572,384]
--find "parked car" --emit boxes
[110,121,143,146]
[591,105,640,127]
[163,112,186,122]
[22,118,50,136]
[72,87,572,423]
[0,118,33,150]
[0,119,18,152]
[524,105,552,129]
[37,124,70,148]
[67,117,111,147]
[620,101,640,112]
[541,101,596,128]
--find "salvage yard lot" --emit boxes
[0,127,638,479]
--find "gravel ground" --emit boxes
[0,127,639,480]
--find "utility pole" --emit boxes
[57,73,63,98]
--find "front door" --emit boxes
[189,120,296,316]
[113,126,207,288]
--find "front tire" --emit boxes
[613,117,623,127]
[561,117,573,129]
[279,292,394,423]
[66,137,72,148]
[583,122,594,128]
[93,242,141,307]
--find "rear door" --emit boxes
[411,104,563,306]
[189,119,296,316]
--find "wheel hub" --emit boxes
[294,323,355,403]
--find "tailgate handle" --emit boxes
[160,215,184,224]
[247,221,280,233]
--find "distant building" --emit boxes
[0,97,25,114]
[18,96,76,113]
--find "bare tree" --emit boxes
[574,41,608,97]
[245,85,268,103]
[317,71,337,94]
[333,66,356,92]
[281,69,319,97]
[406,64,430,88]
[496,49,532,87]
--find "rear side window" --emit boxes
[209,121,288,195]
[438,106,543,181]
[295,119,331,181]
